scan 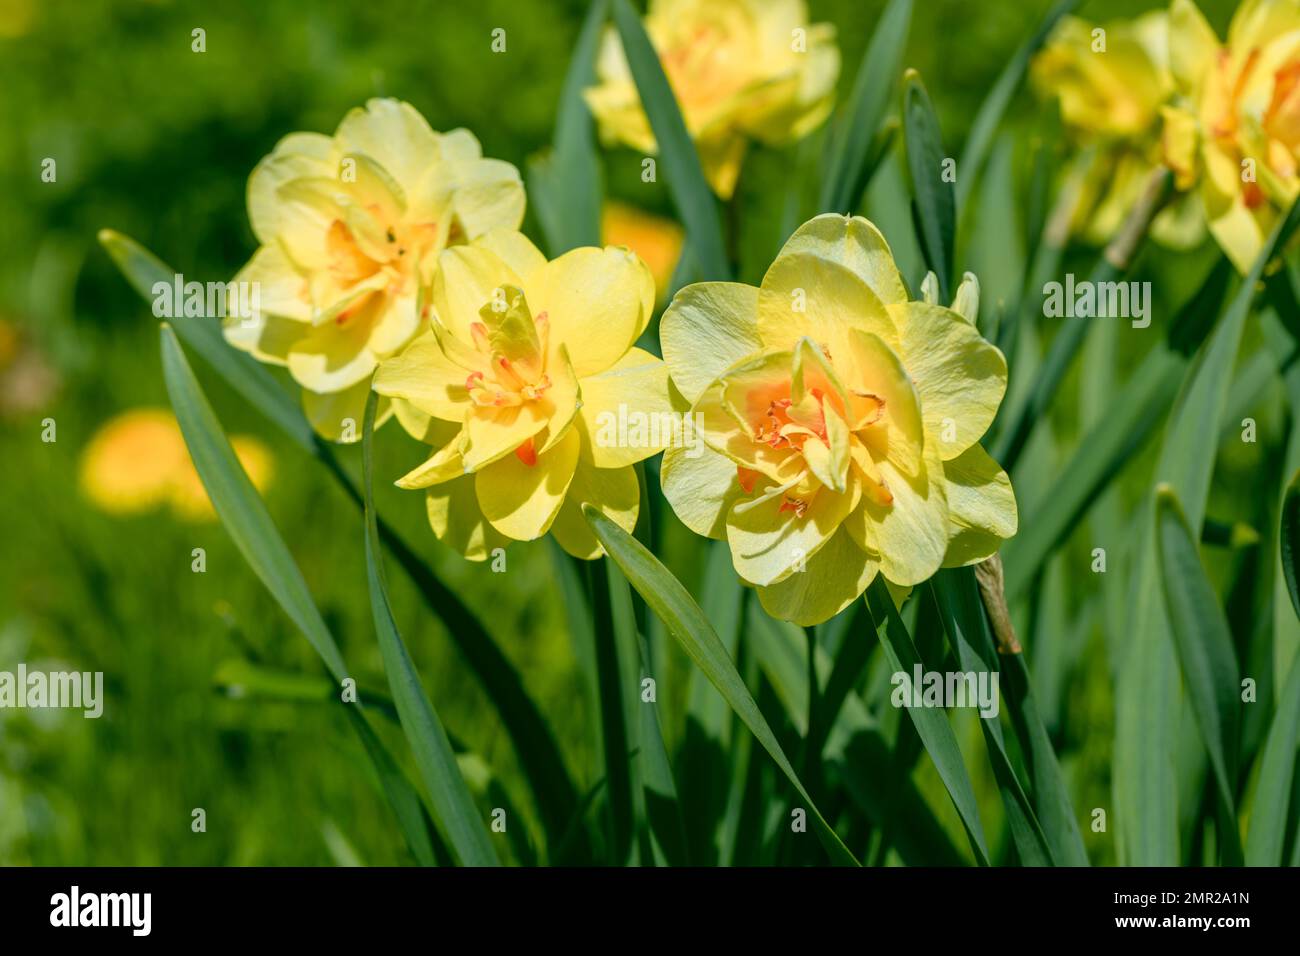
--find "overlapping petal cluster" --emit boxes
[658,215,1017,625]
[375,231,672,560]
[1163,0,1300,271]
[224,98,525,439]
[585,0,839,199]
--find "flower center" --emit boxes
[463,287,552,408]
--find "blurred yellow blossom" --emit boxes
[374,230,671,560]
[1162,0,1300,272]
[80,408,273,521]
[585,0,839,199]
[658,214,1016,625]
[224,98,525,442]
[1033,12,1202,248]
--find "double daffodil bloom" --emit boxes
[1032,13,1203,248]
[224,98,525,441]
[659,214,1017,625]
[584,0,839,199]
[374,230,671,560]
[1162,0,1300,272]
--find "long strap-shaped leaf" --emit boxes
[105,231,581,856]
[992,168,1173,471]
[929,573,1060,867]
[1244,471,1300,864]
[159,324,436,865]
[1002,260,1233,601]
[817,0,912,215]
[610,0,729,281]
[865,578,991,865]
[583,505,859,865]
[902,70,955,301]
[362,392,499,866]
[955,0,1079,211]
[1115,196,1300,864]
[527,0,606,255]
[1154,486,1243,865]
[746,606,965,866]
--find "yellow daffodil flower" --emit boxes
[1032,12,1203,248]
[1162,0,1300,272]
[224,98,525,441]
[374,230,672,560]
[80,408,273,521]
[658,214,1017,625]
[584,0,839,199]
[602,201,684,303]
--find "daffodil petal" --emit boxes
[725,480,857,587]
[286,317,378,393]
[771,213,908,305]
[757,251,897,356]
[450,157,527,240]
[232,243,312,322]
[433,245,521,346]
[426,475,511,562]
[334,98,440,198]
[941,442,1019,567]
[462,402,548,472]
[661,444,746,541]
[1169,0,1221,94]
[473,228,547,282]
[888,301,1006,460]
[578,347,676,467]
[838,328,924,474]
[756,528,878,626]
[525,246,654,378]
[302,379,392,444]
[860,443,949,587]
[476,426,580,540]
[373,329,471,420]
[247,132,335,247]
[660,281,763,404]
[549,459,640,560]
[397,435,466,489]
[391,398,461,444]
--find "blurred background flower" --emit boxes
[78,407,273,520]
[585,0,840,198]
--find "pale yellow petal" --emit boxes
[578,347,676,467]
[941,442,1018,567]
[770,213,908,305]
[525,245,655,378]
[397,435,466,490]
[475,426,581,540]
[725,480,857,587]
[334,98,439,197]
[286,317,377,393]
[757,251,897,357]
[756,528,878,626]
[888,301,1006,460]
[432,245,521,345]
[462,402,549,472]
[660,281,763,404]
[550,460,641,559]
[247,132,335,247]
[426,475,511,561]
[858,442,949,587]
[660,444,745,541]
[373,329,470,420]
[302,379,392,444]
